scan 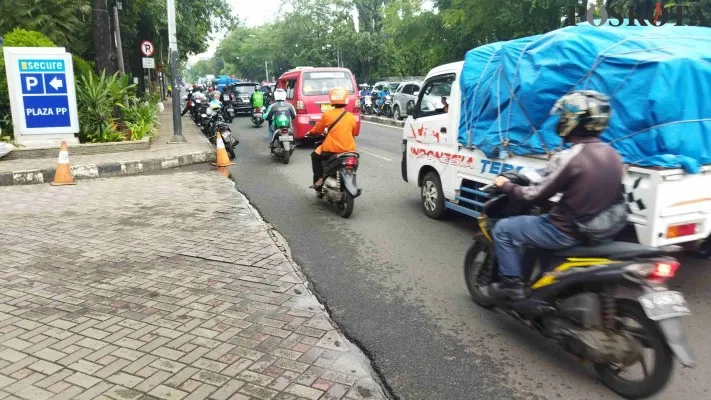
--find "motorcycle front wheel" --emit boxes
[464,235,496,309]
[338,192,354,218]
[594,301,674,399]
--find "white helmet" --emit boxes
[274,88,287,102]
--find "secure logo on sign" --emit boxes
[18,59,70,128]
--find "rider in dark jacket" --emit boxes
[262,88,296,145]
[490,90,624,300]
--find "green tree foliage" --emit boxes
[0,0,91,51]
[0,0,234,78]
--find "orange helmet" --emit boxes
[329,87,348,106]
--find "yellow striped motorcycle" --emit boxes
[463,171,694,399]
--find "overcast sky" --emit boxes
[187,0,280,65]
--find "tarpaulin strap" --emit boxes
[498,71,553,158]
[609,118,711,144]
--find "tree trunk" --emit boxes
[92,0,118,74]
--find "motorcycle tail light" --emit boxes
[281,128,289,133]
[344,157,358,169]
[648,260,680,283]
[296,100,306,114]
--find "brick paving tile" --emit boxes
[208,379,244,400]
[0,171,388,400]
[148,384,188,400]
[183,383,217,400]
[14,385,52,400]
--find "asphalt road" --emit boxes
[227,117,711,400]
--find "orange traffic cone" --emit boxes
[51,141,75,186]
[216,166,230,177]
[212,133,235,167]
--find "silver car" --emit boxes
[392,81,422,120]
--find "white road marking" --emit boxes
[362,120,403,130]
[359,149,393,162]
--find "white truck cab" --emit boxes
[402,62,711,251]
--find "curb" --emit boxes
[362,115,405,128]
[230,181,394,400]
[0,151,216,186]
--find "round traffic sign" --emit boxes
[140,40,155,57]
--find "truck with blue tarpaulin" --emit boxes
[401,23,711,251]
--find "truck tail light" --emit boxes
[666,223,697,239]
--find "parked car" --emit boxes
[276,67,361,140]
[392,81,422,120]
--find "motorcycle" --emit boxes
[362,95,373,115]
[463,169,694,399]
[202,106,238,159]
[269,124,295,164]
[221,95,235,123]
[376,93,393,117]
[252,106,265,127]
[307,122,362,218]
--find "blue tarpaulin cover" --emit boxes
[458,24,711,173]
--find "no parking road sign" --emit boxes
[3,47,79,146]
[140,40,155,57]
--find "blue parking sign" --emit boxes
[20,73,45,94]
[3,48,79,143]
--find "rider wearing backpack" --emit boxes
[306,87,359,190]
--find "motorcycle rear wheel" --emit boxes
[226,144,236,160]
[339,192,354,218]
[281,149,290,164]
[464,235,496,309]
[594,301,674,399]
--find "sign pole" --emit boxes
[166,0,184,142]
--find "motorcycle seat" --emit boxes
[552,241,666,259]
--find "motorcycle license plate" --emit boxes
[253,112,261,117]
[638,291,691,321]
[221,131,231,137]
[279,134,293,141]
[227,108,234,112]
[321,104,334,112]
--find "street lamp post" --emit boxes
[265,61,269,82]
[167,0,184,142]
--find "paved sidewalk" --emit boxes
[0,169,388,400]
[0,101,215,186]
